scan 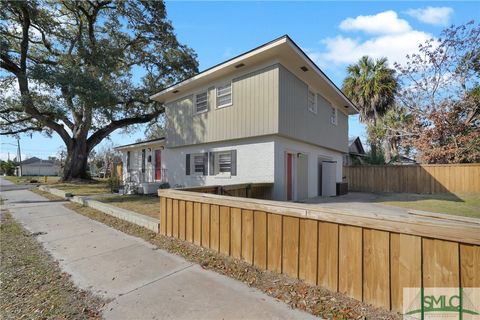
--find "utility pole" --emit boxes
[17,137,22,176]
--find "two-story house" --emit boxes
[115,35,358,200]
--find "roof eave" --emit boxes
[149,35,359,115]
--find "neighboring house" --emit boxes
[115,138,167,194]
[115,35,358,200]
[16,157,60,176]
[391,155,417,165]
[343,137,366,165]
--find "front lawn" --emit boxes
[2,175,61,185]
[3,176,110,196]
[0,210,104,319]
[52,179,110,196]
[96,195,159,219]
[375,192,480,218]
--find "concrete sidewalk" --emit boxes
[1,179,315,320]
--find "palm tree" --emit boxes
[342,56,398,158]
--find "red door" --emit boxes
[287,153,293,200]
[155,150,162,181]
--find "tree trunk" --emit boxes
[370,142,377,159]
[383,139,392,163]
[62,138,90,181]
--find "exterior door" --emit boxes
[321,161,336,197]
[155,149,162,181]
[296,154,308,201]
[286,153,293,201]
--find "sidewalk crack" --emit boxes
[117,264,195,297]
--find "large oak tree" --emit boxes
[0,0,198,180]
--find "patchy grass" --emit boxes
[55,199,399,320]
[0,209,104,319]
[95,195,159,219]
[53,180,110,196]
[2,175,61,185]
[3,175,110,196]
[375,192,480,218]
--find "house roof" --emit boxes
[348,137,366,156]
[150,35,359,115]
[114,137,165,151]
[19,157,59,166]
[20,157,41,165]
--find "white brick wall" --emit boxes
[162,136,275,188]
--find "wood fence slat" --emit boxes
[160,197,166,235]
[201,203,210,248]
[185,201,193,242]
[390,233,421,313]
[178,200,186,240]
[172,199,179,238]
[339,225,363,301]
[166,198,173,237]
[193,202,202,246]
[267,214,282,273]
[253,211,267,269]
[242,209,254,264]
[230,208,242,259]
[318,222,338,291]
[299,219,318,285]
[282,216,299,279]
[460,244,480,287]
[363,229,390,309]
[423,239,460,287]
[219,206,230,255]
[210,205,220,251]
[460,243,480,320]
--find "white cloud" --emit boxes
[406,7,453,26]
[318,30,432,66]
[339,10,411,35]
[312,10,435,68]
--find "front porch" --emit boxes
[123,167,168,194]
[114,137,167,195]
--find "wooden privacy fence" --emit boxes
[344,163,480,193]
[158,189,480,313]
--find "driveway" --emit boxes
[0,178,314,320]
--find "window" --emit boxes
[195,91,208,114]
[216,82,232,108]
[194,155,205,174]
[330,107,338,125]
[308,89,317,113]
[209,150,237,176]
[218,152,232,173]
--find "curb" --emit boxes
[38,186,159,232]
[39,185,73,198]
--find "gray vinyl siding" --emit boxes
[165,64,279,147]
[278,65,348,153]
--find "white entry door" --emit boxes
[321,161,336,197]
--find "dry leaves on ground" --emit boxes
[0,209,105,320]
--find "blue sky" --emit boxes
[1,1,478,160]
